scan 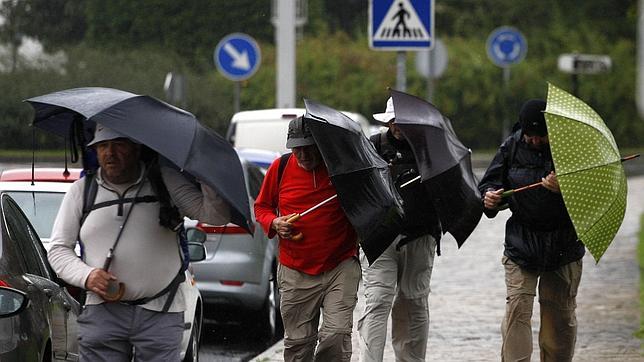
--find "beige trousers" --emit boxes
[501,256,583,362]
[277,257,361,362]
[358,234,436,362]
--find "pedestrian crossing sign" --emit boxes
[369,0,434,51]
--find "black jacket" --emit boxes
[478,130,585,271]
[371,131,441,242]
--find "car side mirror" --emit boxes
[188,242,206,262]
[0,287,29,318]
[186,227,206,243]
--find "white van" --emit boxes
[226,108,373,154]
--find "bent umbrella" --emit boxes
[543,83,628,262]
[26,87,253,233]
[390,90,483,246]
[303,98,404,264]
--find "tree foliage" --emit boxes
[1,0,642,151]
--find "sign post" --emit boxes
[214,33,261,113]
[415,38,447,102]
[557,53,612,97]
[486,26,527,140]
[369,0,435,91]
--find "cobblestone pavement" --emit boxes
[253,176,643,361]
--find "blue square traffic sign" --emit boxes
[369,0,434,51]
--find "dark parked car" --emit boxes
[0,192,80,361]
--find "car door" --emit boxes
[1,194,79,361]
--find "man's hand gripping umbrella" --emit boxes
[276,194,339,241]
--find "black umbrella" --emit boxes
[26,87,253,233]
[390,90,482,246]
[303,98,403,264]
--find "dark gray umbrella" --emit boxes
[26,87,252,233]
[390,90,482,246]
[303,98,403,264]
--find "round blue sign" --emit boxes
[214,33,261,81]
[486,26,527,68]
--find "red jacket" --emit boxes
[254,155,357,275]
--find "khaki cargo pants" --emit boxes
[278,257,361,362]
[501,256,583,362]
[358,234,436,362]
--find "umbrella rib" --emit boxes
[559,159,621,177]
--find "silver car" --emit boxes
[187,151,282,340]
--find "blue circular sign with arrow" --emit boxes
[214,33,261,81]
[486,26,527,68]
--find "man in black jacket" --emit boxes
[358,97,441,362]
[478,99,585,362]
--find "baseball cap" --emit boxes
[285,116,315,148]
[87,124,135,146]
[372,97,395,125]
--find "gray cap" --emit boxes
[372,97,395,125]
[285,116,315,148]
[87,124,134,146]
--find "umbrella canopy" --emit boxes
[544,83,627,262]
[26,87,253,233]
[390,90,483,246]
[303,98,403,264]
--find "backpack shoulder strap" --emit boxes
[277,152,292,185]
[80,172,98,227]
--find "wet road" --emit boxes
[198,318,278,361]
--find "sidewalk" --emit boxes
[253,176,643,361]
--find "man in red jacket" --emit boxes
[254,116,361,361]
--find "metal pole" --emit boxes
[427,48,435,103]
[637,0,644,117]
[234,81,240,114]
[276,0,296,108]
[572,73,579,98]
[502,67,511,141]
[396,51,407,91]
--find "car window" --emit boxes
[1,196,50,278]
[5,191,65,240]
[246,165,265,200]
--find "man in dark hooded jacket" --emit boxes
[478,99,585,362]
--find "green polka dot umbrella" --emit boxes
[544,83,627,263]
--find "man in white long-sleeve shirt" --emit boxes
[48,124,231,361]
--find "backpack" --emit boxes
[277,152,292,185]
[78,165,188,311]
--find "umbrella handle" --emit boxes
[501,181,542,198]
[102,281,125,302]
[621,154,640,162]
[286,213,301,223]
[286,214,304,241]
